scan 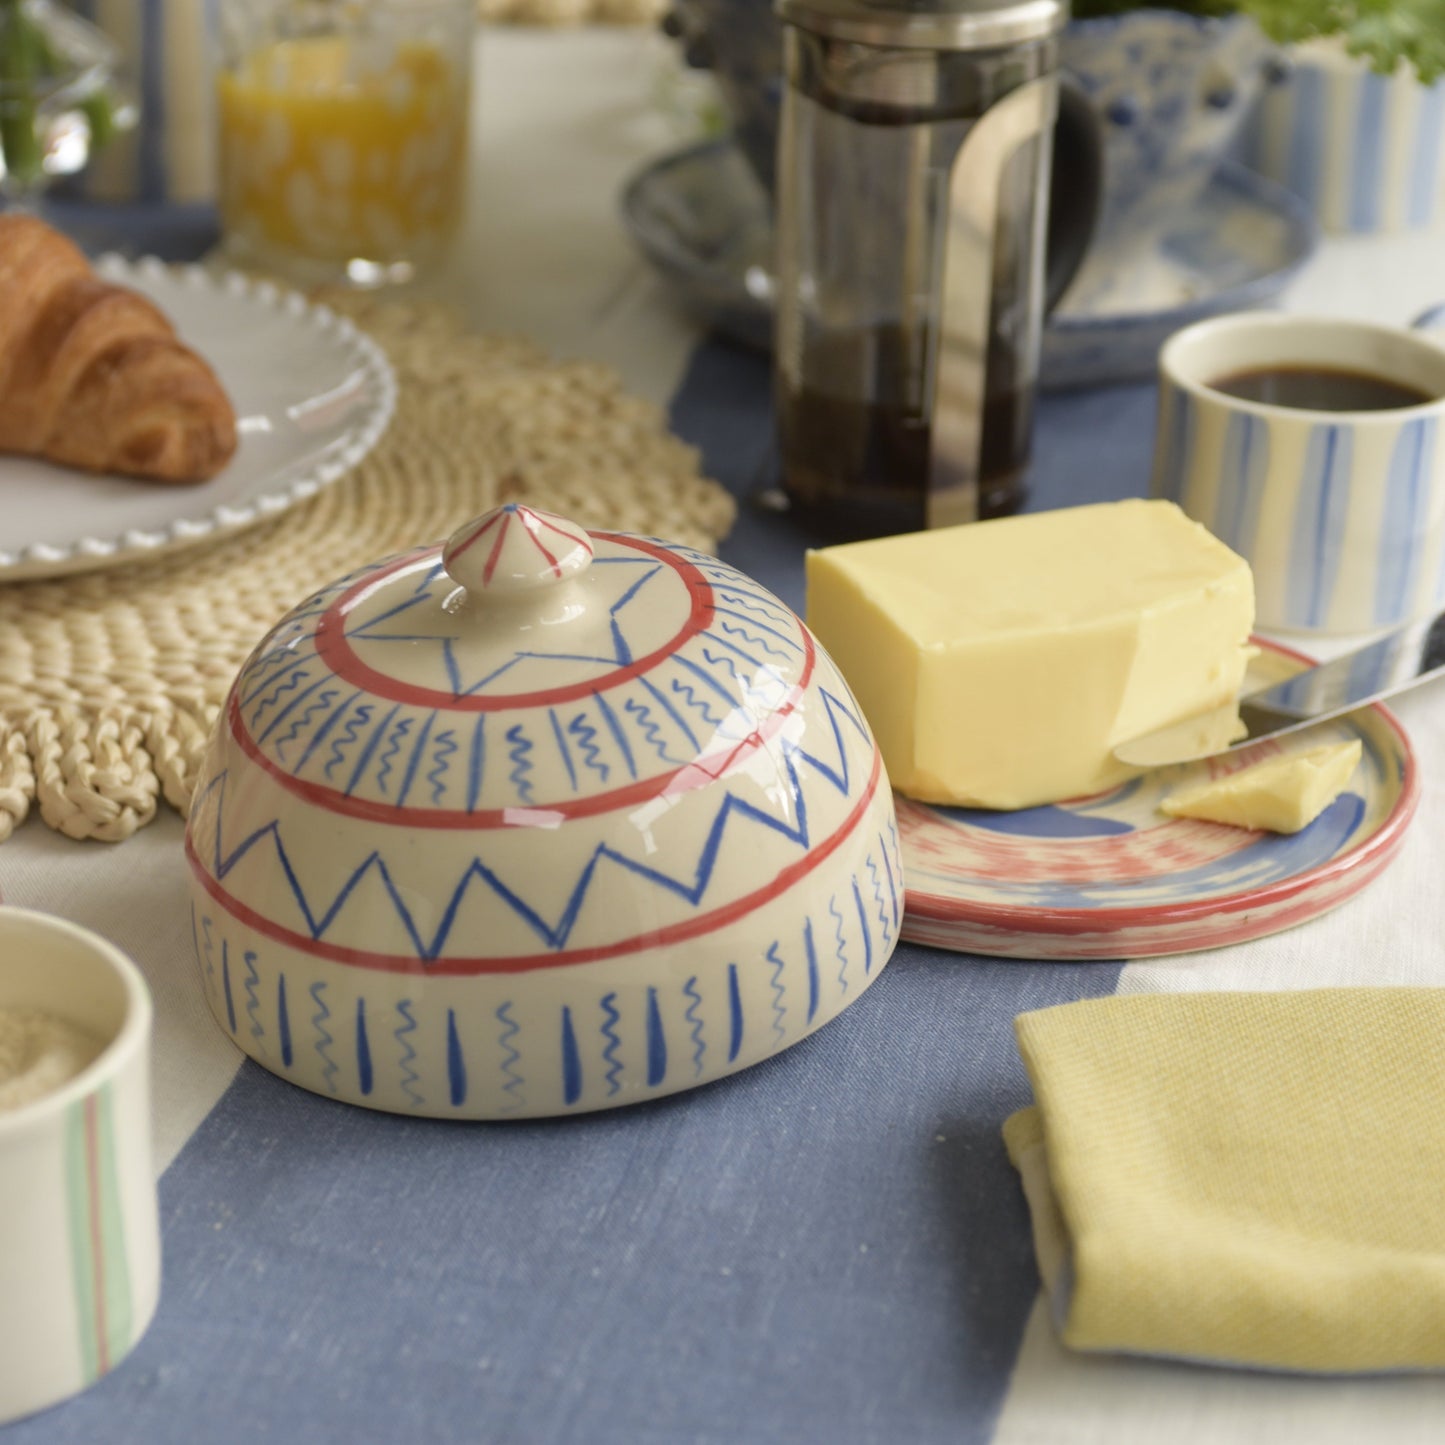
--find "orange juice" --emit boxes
[218,36,468,278]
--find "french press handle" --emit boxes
[928,76,1057,530]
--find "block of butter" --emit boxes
[1161,740,1363,834]
[805,499,1254,809]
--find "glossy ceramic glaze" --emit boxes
[185,505,900,1118]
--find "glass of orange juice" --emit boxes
[217,0,474,286]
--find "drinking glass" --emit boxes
[217,0,474,286]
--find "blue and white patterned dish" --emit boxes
[621,139,1318,390]
[185,505,901,1119]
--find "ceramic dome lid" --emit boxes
[227,502,851,821]
[192,505,894,977]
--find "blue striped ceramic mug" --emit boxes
[1153,312,1445,635]
[1242,39,1445,234]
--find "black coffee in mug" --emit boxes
[1209,365,1436,412]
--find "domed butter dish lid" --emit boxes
[185,504,900,1118]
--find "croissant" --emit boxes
[0,215,237,484]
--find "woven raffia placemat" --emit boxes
[0,293,734,845]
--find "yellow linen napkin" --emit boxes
[1004,988,1445,1373]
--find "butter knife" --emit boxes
[1114,609,1445,769]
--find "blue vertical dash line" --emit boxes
[646,988,667,1087]
[447,1009,467,1106]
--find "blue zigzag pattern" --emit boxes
[869,853,892,948]
[395,1000,422,1107]
[599,993,623,1096]
[200,913,216,988]
[682,976,705,1078]
[505,725,535,804]
[767,943,787,1042]
[248,666,310,728]
[325,703,373,781]
[623,697,684,766]
[374,716,413,796]
[568,712,609,783]
[717,619,791,661]
[273,690,338,764]
[428,730,456,806]
[496,1002,524,1112]
[311,982,337,1094]
[830,895,849,995]
[243,951,265,1056]
[195,688,872,961]
[670,678,723,728]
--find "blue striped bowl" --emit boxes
[1242,39,1445,234]
[1153,312,1445,634]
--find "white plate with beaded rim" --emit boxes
[0,257,397,582]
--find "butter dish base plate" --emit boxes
[0,258,396,582]
[620,139,1318,391]
[897,640,1418,961]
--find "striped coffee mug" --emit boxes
[0,910,159,1426]
[1153,311,1445,634]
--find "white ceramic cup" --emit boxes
[1152,312,1445,634]
[0,908,159,1426]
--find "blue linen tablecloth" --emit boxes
[2,344,1155,1445]
[10,339,1445,1443]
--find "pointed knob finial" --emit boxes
[442,505,594,598]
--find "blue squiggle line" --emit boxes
[623,698,683,765]
[682,977,705,1077]
[496,1002,523,1112]
[506,724,535,804]
[375,717,413,797]
[244,950,265,1054]
[201,914,216,985]
[600,992,623,1096]
[311,981,337,1093]
[395,1000,422,1107]
[701,648,742,685]
[717,588,789,623]
[719,619,788,661]
[869,856,891,947]
[249,667,309,726]
[767,943,787,1042]
[568,713,609,782]
[830,895,848,995]
[325,703,372,781]
[427,730,457,806]
[273,689,337,764]
[670,679,722,728]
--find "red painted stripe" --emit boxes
[444,509,506,563]
[310,537,720,712]
[83,1094,110,1376]
[480,511,514,586]
[186,748,883,975]
[229,627,815,827]
[515,507,564,576]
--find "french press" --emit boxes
[773,0,1100,536]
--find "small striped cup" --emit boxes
[1243,39,1445,234]
[1153,312,1445,635]
[0,909,159,1426]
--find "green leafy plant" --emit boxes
[0,0,118,192]
[1071,0,1445,84]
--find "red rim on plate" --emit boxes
[898,639,1420,960]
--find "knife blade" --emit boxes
[1113,608,1445,769]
